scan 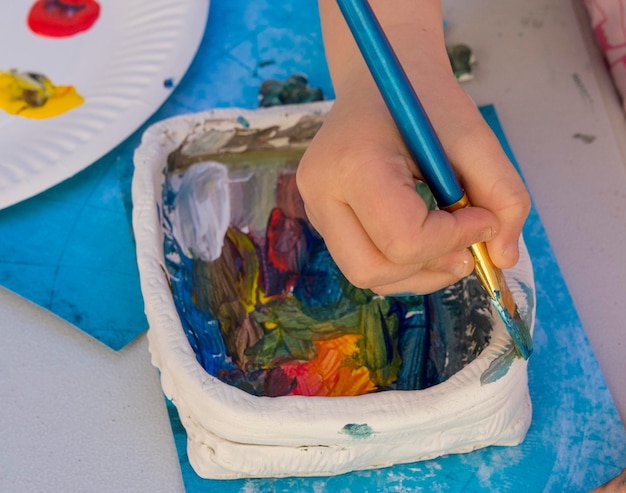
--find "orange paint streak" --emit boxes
[281,334,377,396]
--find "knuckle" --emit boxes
[342,265,376,290]
[380,243,405,264]
[340,260,395,291]
[496,180,531,221]
[380,235,419,264]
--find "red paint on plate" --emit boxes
[27,0,101,37]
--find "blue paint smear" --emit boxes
[490,291,533,360]
[292,242,344,310]
[236,115,251,128]
[164,229,235,377]
[340,423,374,439]
[480,344,517,385]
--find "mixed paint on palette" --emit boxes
[161,113,497,397]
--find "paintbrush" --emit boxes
[335,0,533,359]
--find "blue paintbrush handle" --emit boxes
[336,0,464,207]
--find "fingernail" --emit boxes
[452,251,473,278]
[480,227,495,242]
[501,243,519,259]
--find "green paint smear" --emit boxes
[480,344,516,384]
[341,423,374,439]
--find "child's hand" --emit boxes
[297,0,530,295]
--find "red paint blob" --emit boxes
[266,208,308,274]
[27,0,101,38]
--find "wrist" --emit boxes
[319,0,456,100]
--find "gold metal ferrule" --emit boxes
[443,194,516,314]
[442,193,532,360]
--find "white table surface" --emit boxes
[1,1,624,491]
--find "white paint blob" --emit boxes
[171,161,230,262]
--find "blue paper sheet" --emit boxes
[0,150,146,349]
[165,103,626,492]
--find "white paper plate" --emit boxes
[0,0,209,210]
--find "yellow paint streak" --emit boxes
[0,71,84,119]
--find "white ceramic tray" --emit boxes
[132,101,535,479]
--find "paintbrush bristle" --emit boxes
[490,278,533,359]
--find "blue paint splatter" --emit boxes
[341,423,374,439]
[481,344,517,384]
[236,115,250,128]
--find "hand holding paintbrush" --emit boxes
[297,0,532,355]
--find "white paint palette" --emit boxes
[132,102,535,479]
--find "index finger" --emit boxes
[343,149,498,265]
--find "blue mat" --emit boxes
[166,103,626,492]
[0,149,146,350]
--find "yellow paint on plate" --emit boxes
[0,70,84,119]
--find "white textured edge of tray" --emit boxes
[131,101,535,479]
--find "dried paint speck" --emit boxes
[236,115,250,128]
[573,133,596,144]
[341,423,374,439]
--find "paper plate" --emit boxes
[0,0,209,210]
[132,102,536,479]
